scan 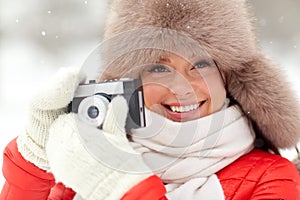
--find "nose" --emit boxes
[168,71,195,97]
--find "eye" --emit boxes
[193,60,210,69]
[147,64,171,73]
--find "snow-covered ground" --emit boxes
[0,0,299,190]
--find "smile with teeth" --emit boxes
[169,101,204,113]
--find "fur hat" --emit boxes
[99,0,300,149]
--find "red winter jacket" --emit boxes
[1,138,300,200]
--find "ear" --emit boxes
[227,54,300,148]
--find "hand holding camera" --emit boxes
[17,67,84,169]
[42,73,150,199]
[46,96,152,199]
[17,66,146,177]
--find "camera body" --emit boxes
[69,78,146,130]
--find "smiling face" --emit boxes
[140,53,227,122]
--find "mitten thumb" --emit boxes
[103,96,128,136]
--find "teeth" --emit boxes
[170,103,200,113]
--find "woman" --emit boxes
[1,0,300,199]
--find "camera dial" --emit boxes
[77,95,110,127]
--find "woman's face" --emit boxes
[140,53,226,122]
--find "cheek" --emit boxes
[204,74,227,109]
[142,84,168,108]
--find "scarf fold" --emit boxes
[130,105,255,199]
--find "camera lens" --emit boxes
[77,95,109,127]
[87,106,99,119]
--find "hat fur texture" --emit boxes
[100,0,300,149]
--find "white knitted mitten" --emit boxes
[17,67,84,169]
[46,96,153,200]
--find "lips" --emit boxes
[162,101,206,121]
[169,103,200,113]
[166,101,205,113]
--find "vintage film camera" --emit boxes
[69,78,146,130]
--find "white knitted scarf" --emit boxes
[130,105,255,199]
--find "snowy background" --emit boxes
[0,0,299,188]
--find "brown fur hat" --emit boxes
[100,0,300,149]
